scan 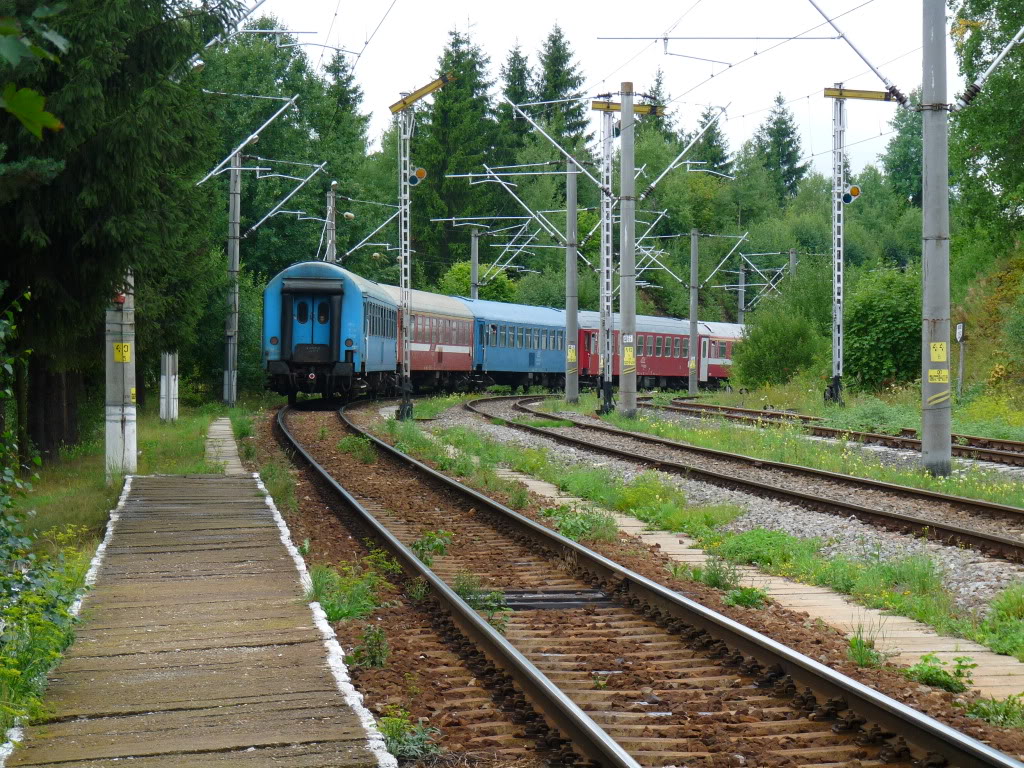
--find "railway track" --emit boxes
[648,399,1024,468]
[468,396,1024,564]
[278,402,1022,768]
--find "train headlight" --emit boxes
[345,338,354,347]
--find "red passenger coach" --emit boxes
[576,312,743,388]
[380,286,474,390]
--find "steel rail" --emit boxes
[487,397,1024,563]
[658,399,1024,465]
[276,405,639,768]
[324,398,1023,768]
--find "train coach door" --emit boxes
[700,338,709,382]
[292,296,315,348]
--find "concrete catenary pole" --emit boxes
[618,81,637,417]
[105,272,137,483]
[565,159,579,403]
[224,149,241,406]
[789,247,797,277]
[470,227,479,300]
[599,110,615,414]
[688,229,699,395]
[325,181,337,262]
[921,0,952,475]
[159,351,179,422]
[737,264,745,324]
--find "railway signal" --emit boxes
[392,73,455,420]
[842,184,861,204]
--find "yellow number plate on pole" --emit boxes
[113,343,132,363]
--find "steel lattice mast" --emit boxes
[828,85,846,403]
[599,110,616,413]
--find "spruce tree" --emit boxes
[639,67,677,141]
[753,93,808,198]
[496,44,532,162]
[415,29,498,283]
[532,24,589,146]
[690,106,732,176]
[880,88,921,206]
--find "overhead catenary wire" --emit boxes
[664,0,879,106]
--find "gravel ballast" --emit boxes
[435,399,1024,618]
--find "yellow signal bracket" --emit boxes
[591,100,665,116]
[823,87,893,102]
[390,73,457,114]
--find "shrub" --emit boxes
[724,586,768,609]
[845,266,922,390]
[732,302,825,388]
[540,504,618,542]
[349,625,390,668]
[410,530,453,567]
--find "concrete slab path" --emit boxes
[495,468,1024,700]
[8,447,388,765]
[205,417,247,475]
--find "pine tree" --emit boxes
[532,24,590,146]
[753,93,808,198]
[415,29,499,283]
[690,106,732,176]
[496,44,532,162]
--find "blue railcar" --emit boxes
[263,261,397,401]
[458,298,566,390]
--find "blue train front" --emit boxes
[262,262,398,402]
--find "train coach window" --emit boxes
[674,337,681,357]
[646,336,654,356]
[682,338,690,358]
[517,327,524,348]
[635,335,644,356]
[655,336,663,357]
[534,328,540,349]
[296,301,309,324]
[541,331,547,350]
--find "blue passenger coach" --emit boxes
[263,261,397,402]
[459,298,566,390]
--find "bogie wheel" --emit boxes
[287,391,297,406]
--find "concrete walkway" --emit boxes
[495,468,1024,700]
[205,417,247,475]
[8,428,388,766]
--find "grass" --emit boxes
[337,435,377,464]
[847,623,887,668]
[306,562,383,622]
[540,504,618,542]
[964,695,1024,728]
[724,585,768,609]
[411,392,479,420]
[15,405,222,543]
[260,460,297,514]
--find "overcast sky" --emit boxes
[245,0,962,177]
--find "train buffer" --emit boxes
[7,419,392,768]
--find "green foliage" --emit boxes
[824,397,920,436]
[964,695,1024,728]
[260,461,296,514]
[540,504,618,542]
[305,563,381,623]
[732,303,824,388]
[687,556,740,591]
[410,529,453,567]
[348,624,390,668]
[532,24,589,145]
[724,586,768,609]
[847,631,886,668]
[378,706,442,760]
[407,577,429,603]
[845,266,922,390]
[903,653,975,693]
[880,89,922,207]
[437,260,516,302]
[753,93,808,199]
[337,435,376,465]
[0,4,68,137]
[689,105,731,176]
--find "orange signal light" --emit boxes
[414,167,427,180]
[848,185,861,196]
